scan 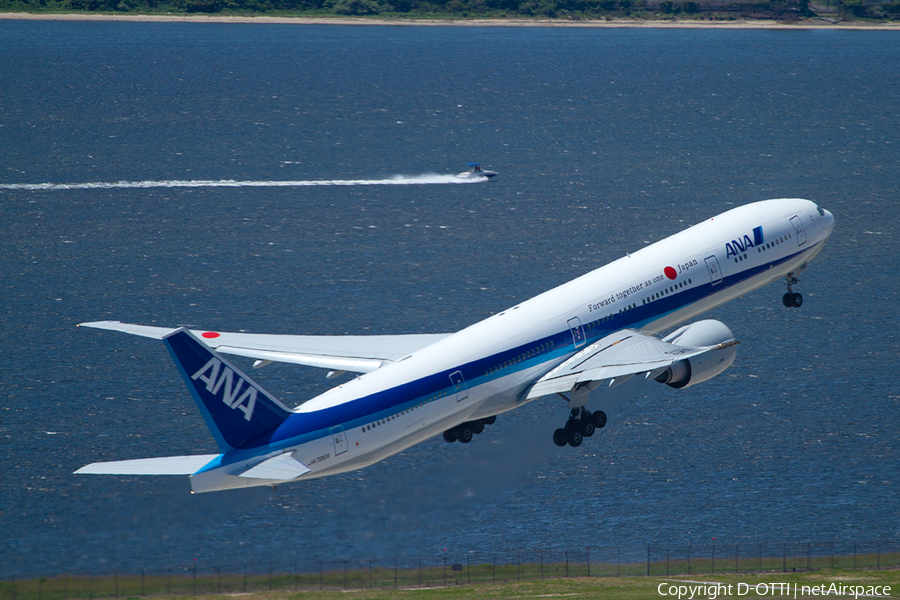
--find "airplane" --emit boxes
[76,198,834,493]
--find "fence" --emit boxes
[1,540,897,600]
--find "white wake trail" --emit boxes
[0,174,487,191]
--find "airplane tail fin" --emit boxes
[163,328,292,452]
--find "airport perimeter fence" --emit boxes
[2,540,898,600]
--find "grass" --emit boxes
[2,563,898,600]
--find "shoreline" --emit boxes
[2,11,900,28]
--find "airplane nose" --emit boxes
[821,208,835,236]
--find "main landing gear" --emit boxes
[443,416,496,444]
[553,407,606,448]
[782,274,803,308]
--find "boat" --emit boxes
[456,163,497,179]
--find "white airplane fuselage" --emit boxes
[188,198,834,493]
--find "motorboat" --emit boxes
[456,163,497,179]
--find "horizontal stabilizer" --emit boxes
[238,454,310,480]
[75,454,220,475]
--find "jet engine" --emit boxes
[654,320,738,389]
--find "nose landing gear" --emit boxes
[553,407,606,448]
[782,274,803,308]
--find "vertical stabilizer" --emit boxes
[163,329,292,451]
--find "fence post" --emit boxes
[783,543,786,573]
[617,545,621,577]
[193,563,197,596]
[853,543,856,570]
[735,544,739,573]
[517,551,520,582]
[666,545,669,576]
[565,550,569,578]
[443,553,446,587]
[467,554,470,585]
[38,576,42,600]
[242,563,246,593]
[758,543,762,572]
[493,553,496,584]
[647,543,650,576]
[877,541,880,570]
[587,546,591,578]
[343,560,347,590]
[687,545,691,574]
[319,561,323,591]
[712,541,715,574]
[807,543,810,571]
[831,542,834,570]
[394,557,398,588]
[368,560,372,589]
[540,549,544,580]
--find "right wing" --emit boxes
[79,321,450,374]
[526,327,737,401]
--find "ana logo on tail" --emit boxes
[191,358,257,421]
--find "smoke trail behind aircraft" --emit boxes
[0,174,487,191]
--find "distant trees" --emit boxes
[657,1,700,13]
[0,0,896,20]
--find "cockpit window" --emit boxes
[817,205,825,216]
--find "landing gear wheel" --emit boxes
[783,292,803,308]
[581,420,595,437]
[592,410,607,429]
[443,429,458,443]
[568,430,583,447]
[457,427,473,444]
[471,420,485,435]
[482,416,496,425]
[553,428,568,447]
[565,422,583,447]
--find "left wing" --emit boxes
[78,321,451,374]
[526,328,737,401]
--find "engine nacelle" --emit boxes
[654,319,738,389]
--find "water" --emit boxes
[1,21,898,578]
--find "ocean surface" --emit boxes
[1,21,898,578]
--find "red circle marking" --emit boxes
[202,331,221,339]
[664,266,677,280]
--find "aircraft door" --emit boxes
[705,255,722,285]
[449,371,468,402]
[567,317,586,348]
[329,425,348,456]
[790,216,807,245]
